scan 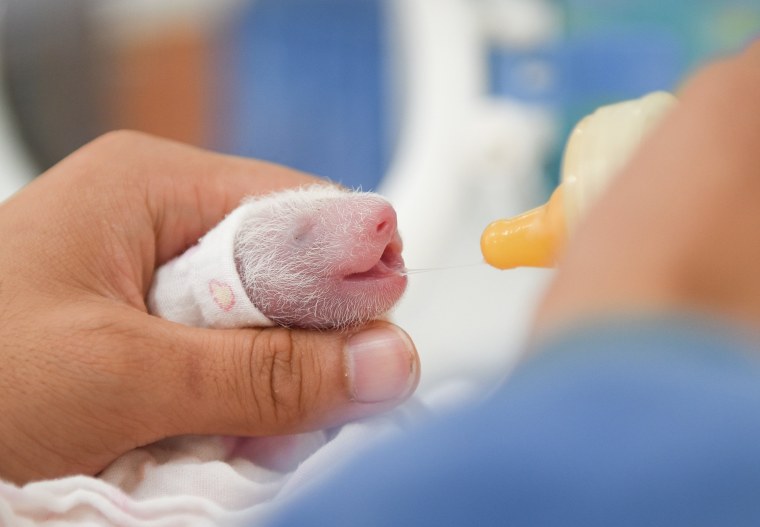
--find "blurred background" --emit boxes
[1,0,758,397]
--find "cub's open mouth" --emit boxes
[343,234,405,282]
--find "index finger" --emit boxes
[90,131,322,263]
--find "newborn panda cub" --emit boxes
[149,185,408,330]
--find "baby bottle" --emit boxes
[481,91,677,270]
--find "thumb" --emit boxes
[143,319,420,437]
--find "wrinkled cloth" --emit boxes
[148,201,273,329]
[0,378,476,526]
[0,408,405,526]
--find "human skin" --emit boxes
[0,131,419,484]
[535,40,760,334]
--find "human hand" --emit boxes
[535,40,760,334]
[0,131,419,484]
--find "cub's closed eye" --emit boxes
[291,218,316,245]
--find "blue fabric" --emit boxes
[219,0,388,191]
[268,317,760,526]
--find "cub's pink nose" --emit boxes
[369,201,397,241]
[317,196,399,245]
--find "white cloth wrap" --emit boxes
[148,204,274,329]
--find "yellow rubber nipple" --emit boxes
[480,186,566,270]
[481,91,677,270]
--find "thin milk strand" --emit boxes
[401,262,485,275]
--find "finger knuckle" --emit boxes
[245,328,308,428]
[61,130,156,188]
[86,129,152,154]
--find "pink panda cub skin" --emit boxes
[234,185,408,329]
